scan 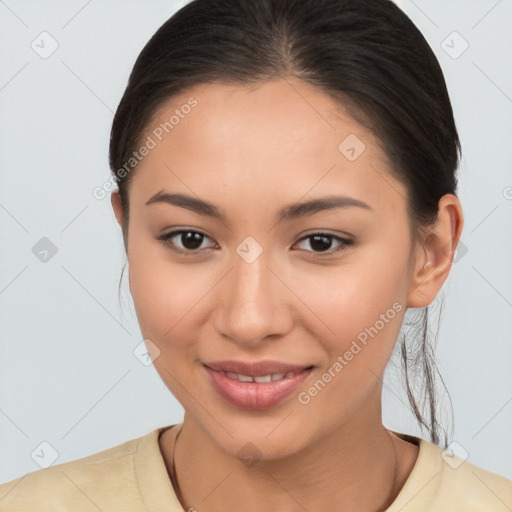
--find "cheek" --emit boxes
[128,249,209,397]
[128,240,178,333]
[297,243,408,371]
[128,244,218,345]
[294,269,406,420]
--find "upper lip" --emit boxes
[203,360,313,377]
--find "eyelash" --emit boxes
[157,230,354,257]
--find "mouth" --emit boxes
[203,359,314,377]
[203,361,315,410]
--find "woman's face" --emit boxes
[113,77,425,458]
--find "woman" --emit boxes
[1,0,510,510]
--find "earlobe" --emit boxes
[406,194,464,308]
[406,243,436,308]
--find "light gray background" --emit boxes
[0,0,511,485]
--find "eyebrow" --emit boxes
[146,190,372,224]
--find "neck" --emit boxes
[161,395,417,512]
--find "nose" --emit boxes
[213,248,293,347]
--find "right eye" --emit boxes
[157,230,217,254]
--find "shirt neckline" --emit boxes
[385,430,441,510]
[135,424,439,512]
[134,424,184,511]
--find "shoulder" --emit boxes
[0,430,155,511]
[436,451,512,509]
[389,433,512,511]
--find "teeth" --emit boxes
[254,375,272,383]
[221,370,303,382]
[226,371,253,382]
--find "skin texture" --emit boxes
[111,76,463,512]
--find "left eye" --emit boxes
[294,233,353,255]
[157,230,353,256]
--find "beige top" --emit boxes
[1,424,511,511]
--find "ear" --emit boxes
[111,190,129,253]
[111,190,124,229]
[406,194,464,308]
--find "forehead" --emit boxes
[148,78,378,155]
[129,78,407,217]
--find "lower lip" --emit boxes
[204,365,314,410]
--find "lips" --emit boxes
[203,360,312,377]
[202,359,315,410]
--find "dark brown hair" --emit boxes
[109,0,460,447]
